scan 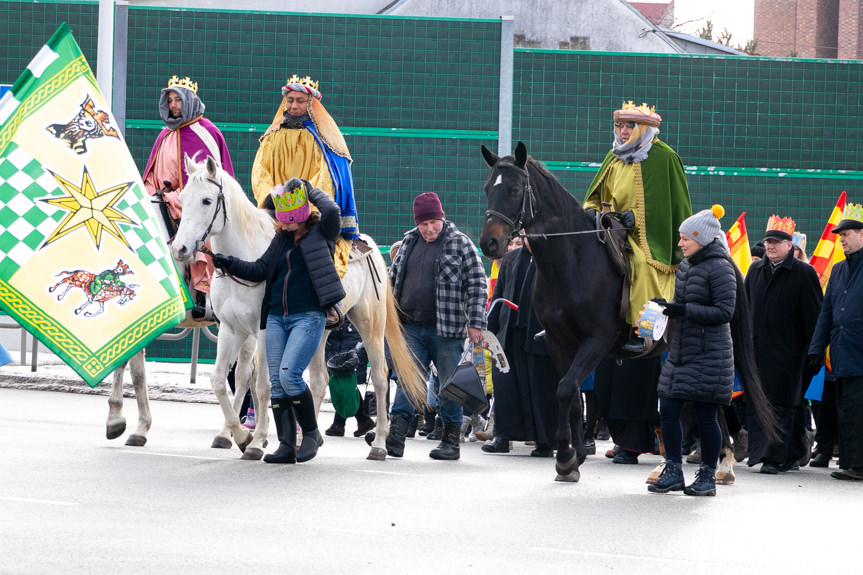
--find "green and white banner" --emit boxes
[0,24,187,387]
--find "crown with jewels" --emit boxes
[843,203,863,223]
[766,215,796,236]
[286,74,319,91]
[167,75,198,94]
[614,101,662,127]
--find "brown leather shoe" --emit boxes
[353,418,376,437]
[324,423,345,437]
[831,468,863,481]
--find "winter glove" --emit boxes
[619,210,636,230]
[661,302,686,318]
[803,354,825,382]
[210,253,234,270]
[650,297,668,306]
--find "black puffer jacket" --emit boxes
[657,239,736,405]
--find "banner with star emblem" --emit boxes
[0,24,187,387]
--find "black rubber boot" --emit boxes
[684,464,717,496]
[418,408,437,436]
[429,423,461,460]
[426,416,444,441]
[291,388,324,463]
[647,460,685,493]
[263,401,297,464]
[385,414,410,457]
[406,412,421,438]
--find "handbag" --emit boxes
[439,346,489,415]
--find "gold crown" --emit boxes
[286,74,319,91]
[167,75,198,94]
[621,101,656,114]
[766,215,796,236]
[843,203,863,222]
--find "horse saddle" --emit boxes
[591,209,633,321]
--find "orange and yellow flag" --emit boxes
[809,191,847,292]
[486,259,500,309]
[725,212,752,275]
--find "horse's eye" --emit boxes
[202,198,212,206]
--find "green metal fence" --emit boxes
[2,0,862,363]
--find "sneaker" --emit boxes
[242,408,256,430]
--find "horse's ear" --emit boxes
[205,156,219,178]
[514,141,527,169]
[481,145,499,168]
[183,152,197,177]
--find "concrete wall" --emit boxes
[379,0,684,52]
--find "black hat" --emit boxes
[832,219,863,233]
[763,230,793,242]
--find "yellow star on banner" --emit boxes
[40,166,137,250]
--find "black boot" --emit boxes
[384,414,410,457]
[647,460,685,493]
[482,436,510,453]
[426,416,444,441]
[429,423,461,460]
[291,388,323,463]
[809,452,831,468]
[684,464,717,496]
[406,412,421,438]
[418,408,437,436]
[263,400,297,464]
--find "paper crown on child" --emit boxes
[271,179,311,224]
[832,202,863,233]
[764,215,795,241]
[613,101,662,127]
[792,232,807,253]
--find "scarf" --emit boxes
[159,86,206,130]
[612,125,658,164]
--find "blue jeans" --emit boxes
[266,312,325,399]
[391,323,464,425]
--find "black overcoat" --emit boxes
[745,250,823,406]
[657,239,737,405]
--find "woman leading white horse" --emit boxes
[172,156,425,461]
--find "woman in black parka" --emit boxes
[648,205,736,497]
[212,178,345,465]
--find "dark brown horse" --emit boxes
[479,142,776,483]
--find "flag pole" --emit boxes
[97,0,115,109]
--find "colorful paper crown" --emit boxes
[271,181,311,223]
[843,203,863,222]
[167,75,198,94]
[792,232,807,253]
[614,101,662,127]
[766,215,795,237]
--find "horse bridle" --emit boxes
[192,177,228,254]
[484,163,536,238]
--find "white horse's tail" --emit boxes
[384,280,428,409]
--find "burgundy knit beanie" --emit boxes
[413,192,445,225]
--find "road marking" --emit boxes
[116,450,235,461]
[528,547,705,565]
[0,496,79,506]
[354,469,428,477]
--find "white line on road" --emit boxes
[0,496,79,506]
[116,450,236,461]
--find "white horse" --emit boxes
[171,156,426,460]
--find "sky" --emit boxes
[670,0,755,46]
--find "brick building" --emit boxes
[755,0,863,59]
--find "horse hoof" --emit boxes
[241,447,264,461]
[211,436,232,449]
[125,434,147,447]
[367,447,387,461]
[716,472,735,485]
[555,450,579,477]
[555,470,581,482]
[106,421,126,440]
[236,436,252,453]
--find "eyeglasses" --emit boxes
[614,121,637,129]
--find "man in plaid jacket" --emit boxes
[384,192,487,461]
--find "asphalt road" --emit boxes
[0,387,859,575]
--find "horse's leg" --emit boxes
[248,329,271,457]
[209,325,250,452]
[106,361,128,440]
[307,333,330,416]
[125,350,151,446]
[552,343,605,483]
[236,335,268,460]
[349,302,390,461]
[715,408,735,485]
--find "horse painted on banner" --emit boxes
[478,142,777,483]
[170,156,426,460]
[49,259,138,317]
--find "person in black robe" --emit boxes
[482,242,560,457]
